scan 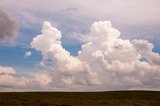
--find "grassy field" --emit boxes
[0,91,160,106]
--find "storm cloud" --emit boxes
[0,10,18,41]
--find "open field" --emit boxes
[0,91,160,106]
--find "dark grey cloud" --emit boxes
[0,10,18,41]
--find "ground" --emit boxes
[0,91,160,106]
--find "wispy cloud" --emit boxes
[1,0,160,44]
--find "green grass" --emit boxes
[0,91,160,106]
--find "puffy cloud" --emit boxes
[30,21,160,91]
[0,66,26,91]
[31,21,101,87]
[0,10,18,42]
[33,71,52,87]
[132,39,160,65]
[0,66,16,75]
[0,20,159,91]
[0,66,51,91]
[24,51,32,58]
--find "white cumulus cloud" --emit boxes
[0,66,26,91]
[24,51,32,58]
[31,21,101,87]
[0,20,160,91]
[30,21,160,91]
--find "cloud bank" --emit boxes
[30,21,160,91]
[0,21,160,91]
[0,10,18,42]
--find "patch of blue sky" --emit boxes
[0,42,81,71]
[15,25,41,47]
[0,46,42,71]
[62,43,81,56]
[139,56,147,62]
[152,40,160,54]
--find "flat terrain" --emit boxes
[0,91,160,106]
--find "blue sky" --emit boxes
[0,43,81,72]
[0,0,160,91]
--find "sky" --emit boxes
[0,0,160,91]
